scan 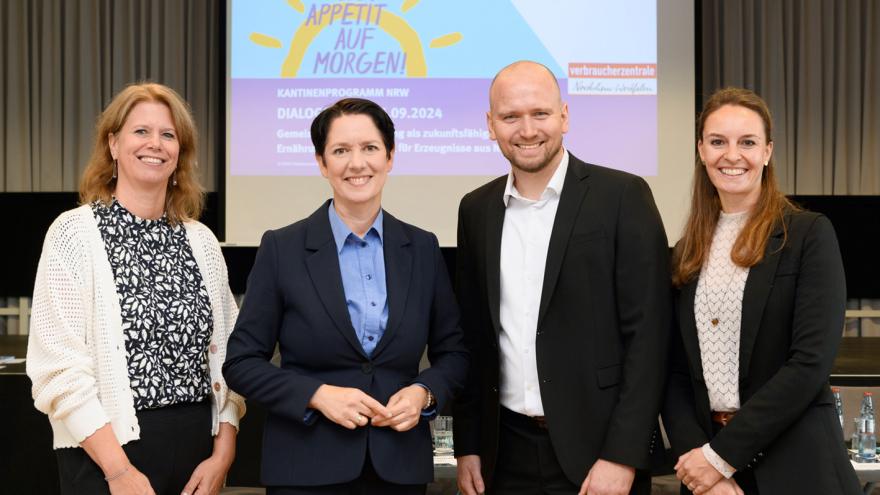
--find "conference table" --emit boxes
[4,335,880,494]
[0,335,59,493]
[852,460,880,494]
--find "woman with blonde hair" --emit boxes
[662,87,860,495]
[27,82,244,495]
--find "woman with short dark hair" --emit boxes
[223,98,468,495]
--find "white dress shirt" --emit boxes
[498,150,569,416]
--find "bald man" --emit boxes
[452,61,671,495]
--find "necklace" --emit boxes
[699,212,749,330]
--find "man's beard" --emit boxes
[504,142,561,175]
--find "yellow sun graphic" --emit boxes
[248,0,462,77]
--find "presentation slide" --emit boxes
[230,0,656,177]
[226,0,695,246]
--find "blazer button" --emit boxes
[209,344,218,354]
[213,382,221,392]
[361,362,374,374]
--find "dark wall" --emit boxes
[2,193,879,298]
[790,196,880,299]
[0,192,220,296]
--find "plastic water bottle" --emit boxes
[858,392,877,462]
[862,392,875,418]
[833,387,844,431]
[860,417,877,462]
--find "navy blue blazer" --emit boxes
[223,200,468,486]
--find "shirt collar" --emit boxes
[503,148,569,206]
[327,201,384,253]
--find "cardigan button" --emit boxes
[213,382,221,392]
[209,344,218,354]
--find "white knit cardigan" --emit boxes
[27,205,245,449]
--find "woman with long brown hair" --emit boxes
[662,87,860,495]
[27,82,244,495]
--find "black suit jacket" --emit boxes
[452,154,672,488]
[223,201,468,486]
[662,210,861,494]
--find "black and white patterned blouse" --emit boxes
[92,199,213,410]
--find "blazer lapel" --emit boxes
[678,279,704,381]
[537,158,590,328]
[304,202,368,359]
[739,221,786,380]
[372,211,412,357]
[485,180,506,337]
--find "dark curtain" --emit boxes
[0,0,222,192]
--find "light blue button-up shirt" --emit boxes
[328,202,388,357]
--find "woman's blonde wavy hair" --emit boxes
[79,82,204,225]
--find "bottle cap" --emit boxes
[865,392,873,396]
[832,387,840,392]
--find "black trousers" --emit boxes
[266,454,426,495]
[492,407,651,495]
[56,401,213,495]
[731,470,759,495]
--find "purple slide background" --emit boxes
[230,78,657,176]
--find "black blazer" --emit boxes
[452,154,672,489]
[223,201,469,486]
[662,210,861,494]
